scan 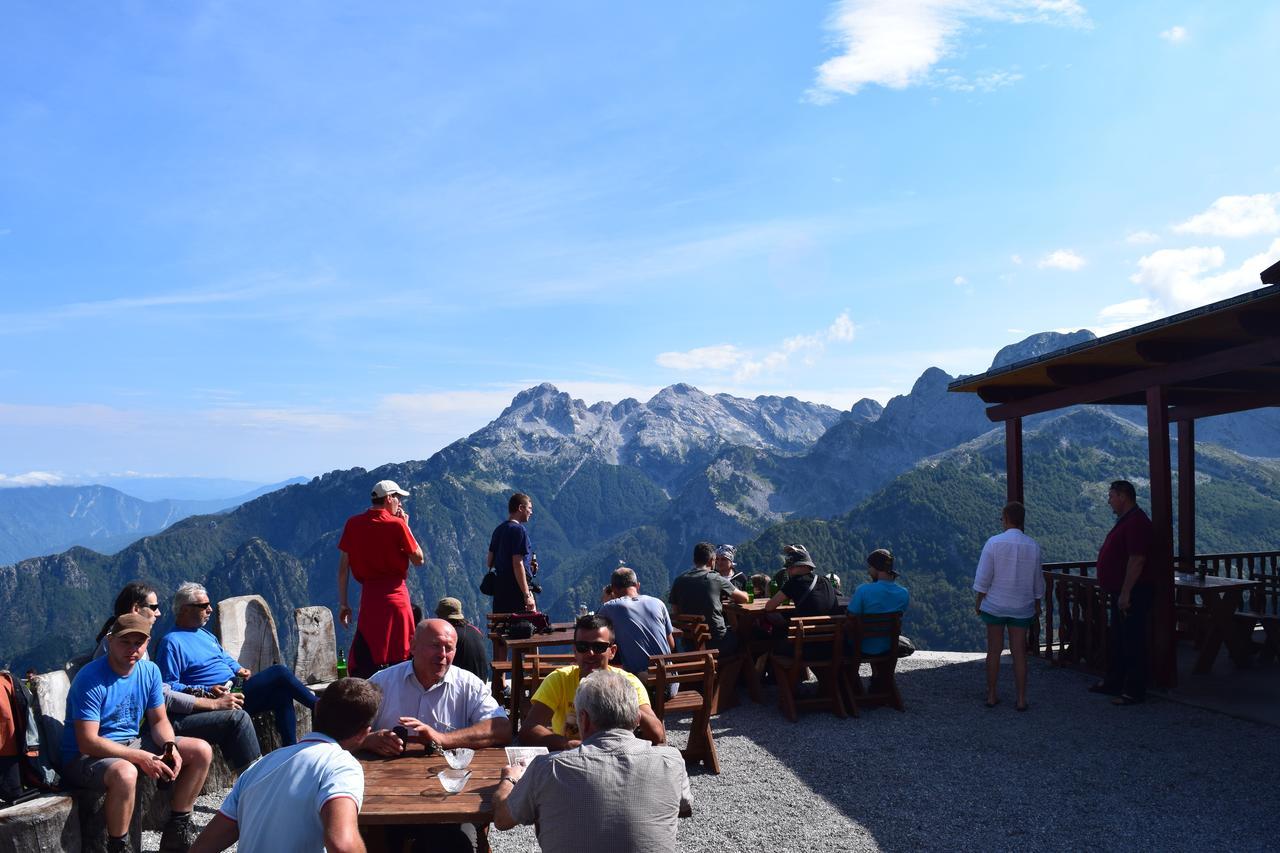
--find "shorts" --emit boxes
[62,733,165,790]
[979,612,1034,629]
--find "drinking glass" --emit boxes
[437,769,470,794]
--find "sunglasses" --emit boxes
[574,641,612,654]
[187,601,213,610]
[142,603,161,612]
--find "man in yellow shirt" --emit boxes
[520,614,666,749]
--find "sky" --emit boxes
[2,1,1279,485]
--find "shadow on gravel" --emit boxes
[672,653,1280,853]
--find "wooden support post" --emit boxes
[1177,419,1196,572]
[1005,417,1024,506]
[1147,385,1176,689]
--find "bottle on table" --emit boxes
[768,579,779,597]
[336,648,349,679]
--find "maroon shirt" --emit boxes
[1096,506,1153,593]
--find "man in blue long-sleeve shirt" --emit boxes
[155,582,316,746]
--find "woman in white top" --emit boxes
[973,501,1044,711]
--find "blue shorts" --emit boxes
[979,612,1034,629]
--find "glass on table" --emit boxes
[443,747,474,769]
[437,768,471,794]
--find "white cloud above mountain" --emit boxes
[1160,25,1188,43]
[807,0,1090,102]
[1173,193,1280,238]
[1124,230,1160,244]
[656,312,856,382]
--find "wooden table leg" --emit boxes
[1193,589,1250,673]
[475,822,491,853]
[510,648,525,740]
[361,825,389,853]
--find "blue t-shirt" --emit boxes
[847,580,911,655]
[154,627,241,692]
[488,519,533,603]
[61,657,164,762]
[598,594,674,676]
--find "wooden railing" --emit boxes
[1034,552,1280,670]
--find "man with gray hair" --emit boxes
[494,668,692,853]
[155,582,317,747]
[597,567,674,678]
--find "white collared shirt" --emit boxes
[367,660,506,732]
[973,527,1045,618]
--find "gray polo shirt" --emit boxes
[505,728,692,853]
[367,659,506,732]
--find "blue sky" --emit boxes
[2,1,1278,484]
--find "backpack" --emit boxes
[0,671,60,804]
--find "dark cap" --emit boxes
[781,544,815,569]
[867,548,897,574]
[111,612,152,639]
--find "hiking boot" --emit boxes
[159,813,197,852]
[106,836,135,853]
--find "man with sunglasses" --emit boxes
[155,582,317,748]
[520,614,665,750]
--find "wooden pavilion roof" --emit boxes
[949,266,1280,423]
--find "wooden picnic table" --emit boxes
[1176,574,1261,673]
[358,746,508,853]
[724,597,850,703]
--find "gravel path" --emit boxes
[147,653,1278,852]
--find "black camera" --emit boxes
[529,582,543,595]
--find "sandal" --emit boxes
[1111,694,1143,706]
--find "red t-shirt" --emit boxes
[1096,507,1153,593]
[337,508,419,583]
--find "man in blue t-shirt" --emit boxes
[62,612,212,853]
[848,548,911,655]
[599,566,675,677]
[487,492,538,614]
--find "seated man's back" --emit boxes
[598,567,673,676]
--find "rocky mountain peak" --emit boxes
[849,398,884,423]
[991,330,1096,370]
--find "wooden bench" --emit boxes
[646,650,719,774]
[770,615,846,722]
[842,612,905,715]
[1236,574,1280,663]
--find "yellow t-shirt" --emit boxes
[530,665,650,736]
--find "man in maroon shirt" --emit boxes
[337,479,425,678]
[1090,480,1154,705]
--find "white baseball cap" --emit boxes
[371,479,410,498]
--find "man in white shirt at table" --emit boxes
[493,668,692,853]
[363,618,512,852]
[189,677,381,853]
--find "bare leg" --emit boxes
[103,760,138,838]
[985,624,1005,705]
[170,737,213,812]
[1009,626,1029,709]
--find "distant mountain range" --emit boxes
[0,478,306,566]
[2,332,1277,673]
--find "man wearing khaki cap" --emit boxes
[436,596,489,682]
[61,612,212,853]
[337,478,426,678]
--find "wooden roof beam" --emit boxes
[983,336,1280,422]
[1169,392,1280,422]
[976,385,1052,404]
[1237,309,1280,337]
[1134,339,1238,363]
[1044,364,1133,385]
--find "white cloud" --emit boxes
[1038,249,1086,270]
[1173,193,1280,238]
[1124,239,1280,313]
[1010,254,1023,265]
[953,275,969,285]
[0,471,66,487]
[936,68,1024,92]
[655,344,747,371]
[1125,230,1161,244]
[807,0,1089,102]
[1159,25,1187,43]
[655,311,857,382]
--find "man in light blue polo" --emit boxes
[847,548,910,655]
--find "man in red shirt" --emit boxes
[1090,479,1154,705]
[337,479,425,678]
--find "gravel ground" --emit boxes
[145,653,1278,852]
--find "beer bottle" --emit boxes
[336,648,348,679]
[768,579,779,597]
[156,741,177,790]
